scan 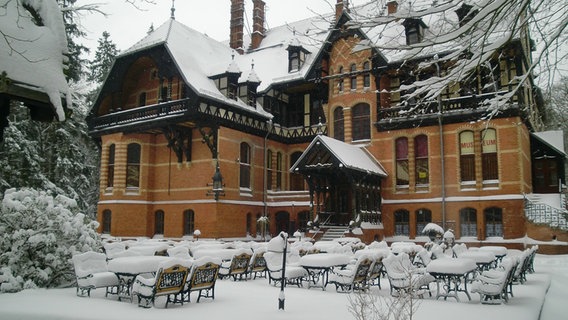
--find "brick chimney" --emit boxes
[387,1,398,15]
[230,0,244,54]
[250,0,265,50]
[335,0,349,21]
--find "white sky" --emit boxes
[79,0,367,55]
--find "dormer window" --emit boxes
[287,41,310,72]
[212,55,242,100]
[403,19,426,45]
[455,4,478,27]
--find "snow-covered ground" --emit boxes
[0,253,565,320]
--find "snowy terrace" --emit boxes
[88,97,326,141]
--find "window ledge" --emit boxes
[240,188,253,197]
[104,187,114,195]
[125,187,140,195]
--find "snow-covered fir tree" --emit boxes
[87,31,119,84]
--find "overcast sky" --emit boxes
[79,0,367,55]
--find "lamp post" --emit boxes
[278,232,288,310]
[207,160,225,200]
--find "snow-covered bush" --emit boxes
[0,188,102,292]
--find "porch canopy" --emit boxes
[290,135,387,226]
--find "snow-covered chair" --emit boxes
[248,248,267,279]
[72,251,119,297]
[177,257,221,303]
[328,255,373,292]
[132,258,191,308]
[471,257,516,304]
[452,243,468,257]
[264,251,308,287]
[219,250,252,281]
[167,246,192,259]
[103,242,126,259]
[414,249,433,267]
[382,253,434,298]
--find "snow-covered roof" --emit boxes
[118,19,270,118]
[113,0,522,119]
[0,0,69,121]
[291,135,387,177]
[532,130,566,157]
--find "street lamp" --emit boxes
[278,232,288,310]
[207,161,225,201]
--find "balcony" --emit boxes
[376,91,519,130]
[88,98,326,143]
[88,99,190,135]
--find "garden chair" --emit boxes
[132,259,191,308]
[72,251,119,297]
[328,255,373,292]
[471,257,515,304]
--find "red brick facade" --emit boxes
[90,2,567,251]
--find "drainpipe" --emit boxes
[435,54,447,229]
[263,119,273,219]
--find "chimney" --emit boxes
[387,1,398,15]
[230,0,244,54]
[250,0,265,50]
[335,0,349,21]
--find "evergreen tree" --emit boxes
[56,0,90,82]
[88,31,119,84]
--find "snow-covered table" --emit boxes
[478,246,508,263]
[107,256,177,301]
[426,258,477,302]
[298,253,352,290]
[457,251,496,271]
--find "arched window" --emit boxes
[352,103,370,141]
[481,128,498,181]
[415,208,431,235]
[485,207,503,237]
[126,143,141,189]
[102,209,111,234]
[266,149,273,190]
[363,61,371,88]
[414,135,429,185]
[155,210,164,235]
[350,64,357,90]
[333,107,345,141]
[107,144,115,189]
[460,207,477,237]
[239,142,251,189]
[338,66,344,92]
[276,152,283,190]
[395,137,409,186]
[183,209,195,236]
[290,151,304,191]
[459,131,475,183]
[394,209,410,236]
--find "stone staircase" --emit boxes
[319,225,348,241]
[525,194,568,231]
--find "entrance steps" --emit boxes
[319,225,348,241]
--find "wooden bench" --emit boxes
[175,259,221,303]
[132,263,190,308]
[219,252,251,281]
[249,251,267,279]
[328,257,373,293]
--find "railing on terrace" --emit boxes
[378,91,511,121]
[524,196,568,231]
[89,99,190,130]
[89,99,327,140]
